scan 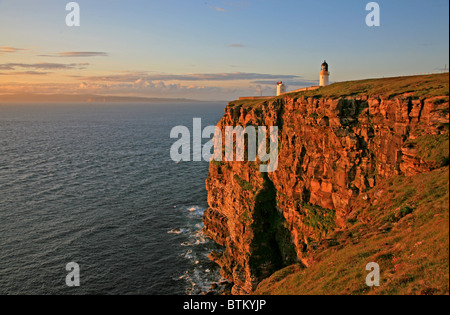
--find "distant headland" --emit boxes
[0,93,204,104]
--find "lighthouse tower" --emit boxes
[276,81,286,96]
[319,61,330,87]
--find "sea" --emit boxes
[0,102,226,295]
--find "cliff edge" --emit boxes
[203,73,449,295]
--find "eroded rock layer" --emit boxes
[203,75,449,294]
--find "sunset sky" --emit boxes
[1,0,449,100]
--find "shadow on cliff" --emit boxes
[249,173,299,281]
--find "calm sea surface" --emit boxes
[0,102,225,295]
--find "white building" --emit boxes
[276,81,286,96]
[319,61,330,87]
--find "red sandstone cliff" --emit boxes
[203,74,449,294]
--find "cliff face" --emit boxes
[203,74,449,294]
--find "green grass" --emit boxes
[210,160,225,167]
[291,73,449,100]
[404,134,450,167]
[240,209,253,225]
[228,73,449,110]
[297,202,336,237]
[233,174,253,191]
[255,166,449,295]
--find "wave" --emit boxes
[167,205,222,294]
[167,228,187,235]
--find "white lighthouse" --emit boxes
[276,81,286,96]
[319,61,330,87]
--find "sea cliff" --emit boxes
[203,73,449,295]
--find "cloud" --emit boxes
[0,62,89,71]
[0,82,81,95]
[0,71,50,76]
[215,7,226,12]
[0,76,305,101]
[39,51,109,58]
[251,79,319,87]
[80,71,303,83]
[0,46,26,54]
[67,71,310,100]
[0,68,314,101]
[72,79,229,98]
[0,64,15,70]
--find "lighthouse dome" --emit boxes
[321,61,328,72]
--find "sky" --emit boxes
[0,0,449,101]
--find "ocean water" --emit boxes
[0,102,226,295]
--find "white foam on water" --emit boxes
[167,228,187,235]
[170,204,222,295]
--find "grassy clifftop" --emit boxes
[230,73,449,109]
[290,73,449,99]
[255,166,449,295]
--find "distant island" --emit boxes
[0,93,204,103]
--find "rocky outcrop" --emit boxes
[203,75,449,294]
